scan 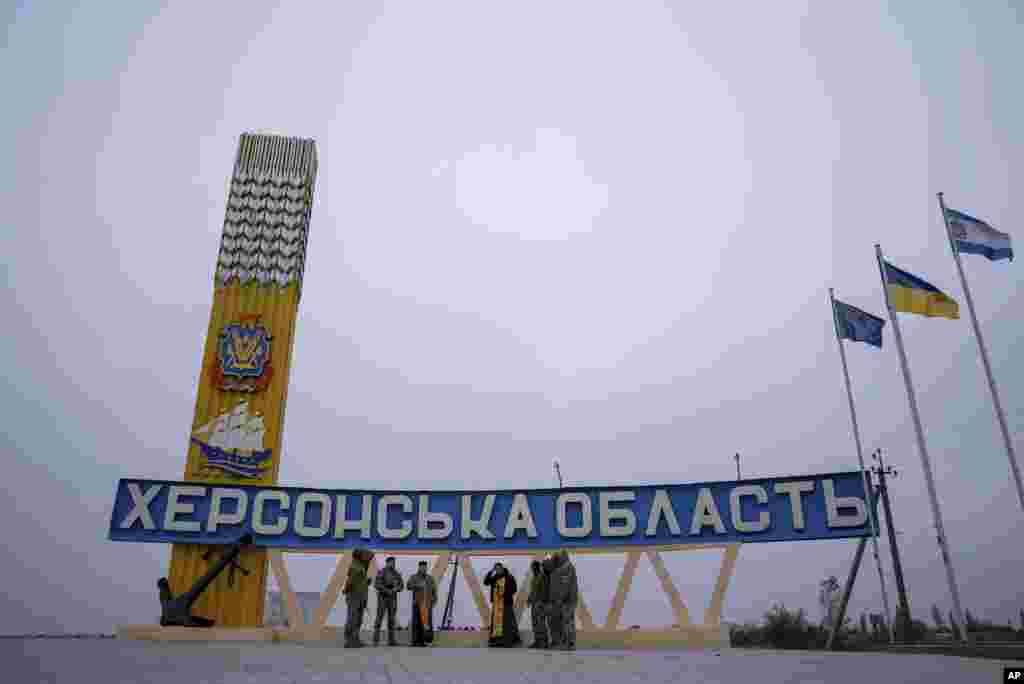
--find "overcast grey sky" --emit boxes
[2,1,1022,634]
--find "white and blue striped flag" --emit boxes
[945,207,1013,261]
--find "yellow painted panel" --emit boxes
[168,282,302,626]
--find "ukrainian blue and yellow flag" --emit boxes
[882,260,959,320]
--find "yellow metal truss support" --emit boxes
[430,552,452,587]
[268,542,741,633]
[311,551,352,627]
[646,549,691,626]
[269,550,304,629]
[605,550,642,630]
[457,555,491,628]
[576,592,597,630]
[704,543,740,626]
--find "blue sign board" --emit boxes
[108,472,873,550]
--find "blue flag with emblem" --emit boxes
[833,299,885,348]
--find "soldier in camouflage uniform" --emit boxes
[373,556,403,646]
[541,555,559,649]
[527,560,549,648]
[549,550,578,650]
[342,548,374,648]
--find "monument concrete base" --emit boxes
[117,625,730,650]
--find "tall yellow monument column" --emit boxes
[167,133,318,627]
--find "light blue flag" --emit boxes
[946,208,1013,261]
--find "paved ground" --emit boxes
[5,639,1021,683]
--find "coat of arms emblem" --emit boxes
[209,314,273,392]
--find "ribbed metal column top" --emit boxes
[215,132,319,289]
[235,132,317,180]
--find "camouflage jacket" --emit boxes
[406,572,437,604]
[342,551,373,597]
[374,567,404,597]
[549,554,578,605]
[528,568,549,605]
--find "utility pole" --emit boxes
[827,480,883,650]
[735,453,741,480]
[872,448,912,640]
[554,461,564,489]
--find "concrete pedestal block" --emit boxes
[118,625,729,650]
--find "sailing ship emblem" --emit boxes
[209,314,273,392]
[191,401,272,478]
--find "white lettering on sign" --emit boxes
[503,493,539,538]
[112,475,869,546]
[120,483,162,530]
[729,485,769,533]
[599,491,637,537]
[163,485,205,532]
[207,488,248,532]
[252,491,289,535]
[334,495,373,540]
[461,494,496,540]
[690,487,727,535]
[418,495,454,540]
[295,492,331,538]
[775,480,815,531]
[378,495,413,540]
[645,489,681,536]
[823,479,867,528]
[556,493,593,538]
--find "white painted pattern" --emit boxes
[214,134,318,288]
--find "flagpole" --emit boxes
[937,192,1024,513]
[828,288,895,643]
[874,244,969,645]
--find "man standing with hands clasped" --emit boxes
[549,550,578,651]
[373,556,403,646]
[406,561,437,647]
[342,548,374,648]
[541,555,559,649]
[527,559,550,649]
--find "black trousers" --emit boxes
[344,594,367,643]
[374,595,397,640]
[547,602,563,646]
[530,603,548,646]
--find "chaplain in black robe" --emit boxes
[483,562,521,647]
